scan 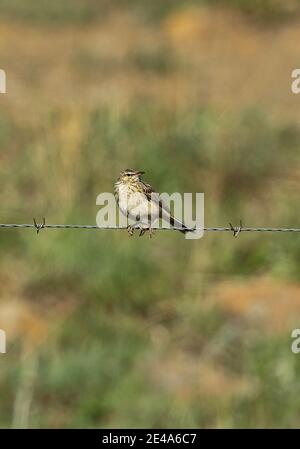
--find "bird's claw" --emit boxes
[127,225,134,236]
[128,225,155,238]
[138,227,154,238]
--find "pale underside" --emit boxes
[116,183,170,229]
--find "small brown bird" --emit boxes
[114,169,191,237]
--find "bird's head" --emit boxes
[118,169,145,184]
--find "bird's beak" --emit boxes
[136,170,145,175]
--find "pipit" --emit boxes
[114,169,191,237]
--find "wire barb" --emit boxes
[33,217,46,234]
[229,220,243,238]
[1,221,300,233]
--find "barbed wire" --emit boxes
[0,218,300,237]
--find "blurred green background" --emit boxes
[1,0,300,428]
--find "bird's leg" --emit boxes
[138,223,146,237]
[139,228,146,237]
[149,227,155,238]
[127,225,134,236]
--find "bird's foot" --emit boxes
[139,228,146,237]
[149,227,154,238]
[127,225,134,236]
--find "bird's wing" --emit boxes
[137,181,170,214]
[137,180,188,231]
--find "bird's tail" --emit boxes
[169,215,194,234]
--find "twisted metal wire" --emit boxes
[1,220,300,236]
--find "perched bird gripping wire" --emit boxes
[114,169,193,237]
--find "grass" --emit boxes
[0,0,299,25]
[1,102,300,427]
